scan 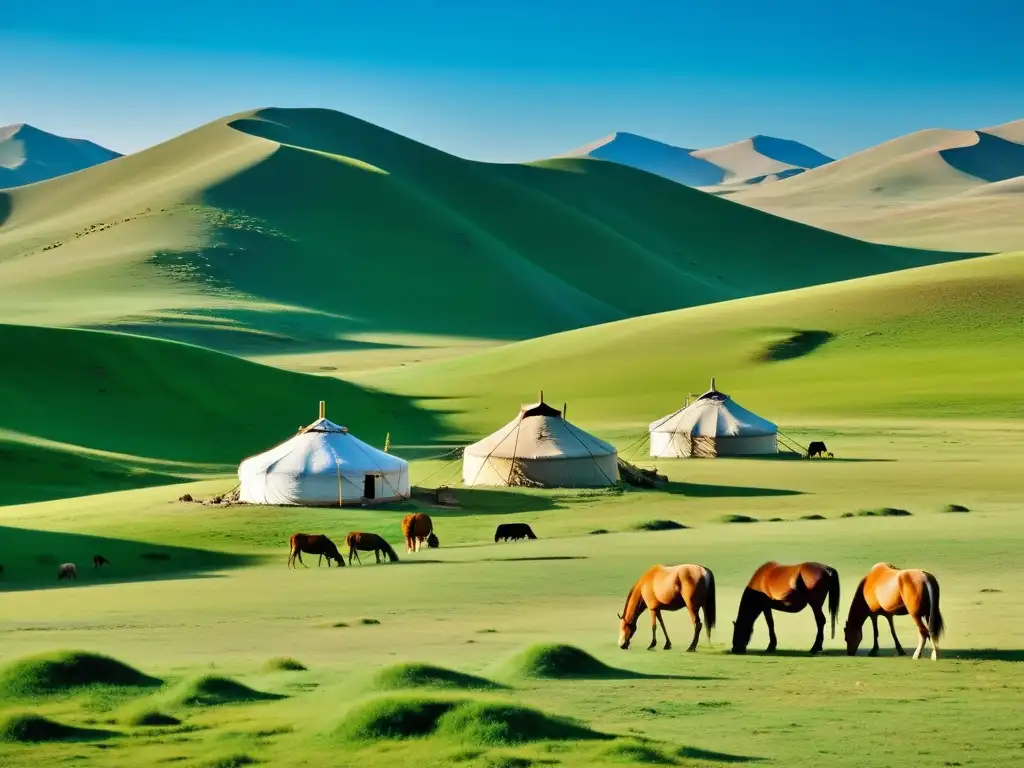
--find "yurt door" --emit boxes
[363,474,376,500]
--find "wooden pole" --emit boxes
[562,402,568,420]
[319,400,326,420]
[539,389,544,404]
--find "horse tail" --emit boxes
[826,566,840,640]
[381,539,399,562]
[925,572,943,641]
[702,566,716,641]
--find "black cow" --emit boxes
[494,523,537,542]
[807,441,830,458]
[93,555,110,569]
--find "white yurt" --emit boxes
[238,402,410,505]
[463,394,619,488]
[649,379,777,458]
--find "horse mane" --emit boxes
[380,538,399,562]
[621,581,645,623]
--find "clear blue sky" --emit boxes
[3,0,1022,160]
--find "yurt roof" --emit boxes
[465,399,616,461]
[650,379,777,438]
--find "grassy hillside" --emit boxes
[0,108,965,361]
[352,251,1024,438]
[725,121,1024,251]
[0,323,442,504]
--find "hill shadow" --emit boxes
[0,525,253,593]
[662,481,802,498]
[676,745,763,764]
[410,487,565,516]
[941,649,1024,662]
[940,132,1024,182]
[757,329,835,362]
[0,192,10,226]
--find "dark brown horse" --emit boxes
[845,562,943,660]
[618,564,716,652]
[93,555,110,569]
[345,532,399,565]
[731,561,840,654]
[288,533,345,569]
[401,513,438,552]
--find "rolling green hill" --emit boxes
[353,250,1024,438]
[0,323,442,504]
[0,108,969,362]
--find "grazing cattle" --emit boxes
[345,532,399,565]
[287,533,345,569]
[494,523,537,542]
[57,563,78,581]
[807,441,829,458]
[401,513,438,553]
[618,564,717,653]
[93,555,110,569]
[732,561,840,655]
[845,562,944,660]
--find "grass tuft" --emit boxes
[435,700,604,745]
[360,618,381,625]
[857,507,911,517]
[721,514,758,524]
[800,514,827,521]
[943,504,970,513]
[121,708,181,727]
[334,696,458,741]
[0,713,115,742]
[0,651,160,698]
[499,644,623,680]
[599,740,675,764]
[262,657,306,672]
[202,754,259,768]
[631,520,687,532]
[589,529,610,535]
[163,675,283,708]
[369,663,502,692]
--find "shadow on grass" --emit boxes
[662,481,802,498]
[409,487,566,516]
[0,525,254,593]
[476,556,586,564]
[733,649,847,658]
[677,744,763,763]
[942,649,1024,662]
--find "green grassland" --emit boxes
[0,108,972,361]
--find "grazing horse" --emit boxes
[345,532,399,565]
[401,513,438,552]
[93,555,110,569]
[494,523,537,542]
[731,561,840,654]
[287,533,345,569]
[618,564,717,652]
[845,562,944,660]
[57,563,78,581]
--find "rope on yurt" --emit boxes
[345,437,405,499]
[775,429,808,457]
[562,420,618,486]
[415,447,466,487]
[466,420,520,488]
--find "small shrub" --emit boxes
[857,508,911,518]
[840,512,855,518]
[943,504,970,513]
[721,514,757,524]
[262,657,306,672]
[360,618,381,626]
[800,514,826,521]
[768,517,785,522]
[589,529,610,535]
[631,520,687,532]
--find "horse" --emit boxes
[731,561,840,654]
[287,533,345,569]
[844,562,944,660]
[618,564,717,652]
[57,563,78,581]
[345,532,399,565]
[807,441,829,458]
[494,523,537,542]
[401,513,438,552]
[93,555,110,569]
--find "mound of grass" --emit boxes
[122,708,181,727]
[800,514,827,521]
[944,504,970,513]
[436,701,603,746]
[0,713,114,743]
[370,663,501,692]
[334,697,458,741]
[857,507,912,517]
[768,517,785,522]
[334,695,603,746]
[163,675,283,708]
[631,520,687,532]
[499,644,621,680]
[262,657,306,672]
[721,514,758,524]
[840,512,855,518]
[360,618,381,626]
[600,741,675,764]
[203,755,259,768]
[0,651,160,697]
[589,529,610,535]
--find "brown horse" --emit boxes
[288,533,345,569]
[401,513,438,552]
[345,532,399,565]
[845,562,943,660]
[618,564,717,652]
[731,561,840,654]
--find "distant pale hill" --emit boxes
[0,108,963,359]
[725,119,1024,252]
[0,124,121,189]
[560,132,833,188]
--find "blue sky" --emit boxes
[3,0,1022,160]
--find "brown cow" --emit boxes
[288,533,345,569]
[345,532,399,565]
[401,513,439,553]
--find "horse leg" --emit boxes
[763,608,778,653]
[886,615,906,656]
[297,551,307,568]
[354,550,362,565]
[810,602,826,654]
[656,610,673,651]
[910,614,929,660]
[375,550,381,563]
[647,609,658,650]
[685,604,702,652]
[868,614,880,656]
